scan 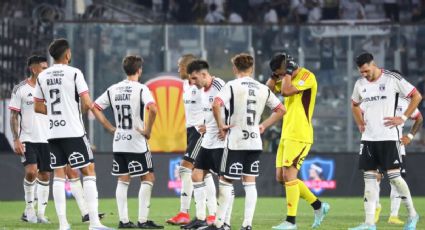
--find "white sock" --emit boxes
[33,182,38,209]
[116,180,130,223]
[363,172,378,225]
[23,178,36,214]
[205,174,217,216]
[193,181,207,220]
[376,180,381,208]
[388,171,417,218]
[214,180,233,228]
[179,166,193,213]
[53,177,69,227]
[224,186,235,225]
[242,182,257,227]
[138,181,153,223]
[83,176,101,226]
[69,177,89,216]
[36,179,50,218]
[390,182,401,217]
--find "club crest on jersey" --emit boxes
[379,84,386,91]
[192,89,196,95]
[68,152,85,166]
[128,161,143,174]
[300,157,336,195]
[298,80,305,86]
[168,157,182,195]
[209,96,214,103]
[229,162,243,176]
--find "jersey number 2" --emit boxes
[49,89,61,115]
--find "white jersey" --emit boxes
[396,97,421,156]
[183,79,203,128]
[8,80,49,143]
[201,77,226,149]
[94,79,156,153]
[215,76,283,150]
[34,64,89,139]
[352,69,416,141]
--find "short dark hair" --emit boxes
[27,55,47,67]
[187,60,209,74]
[355,53,374,67]
[269,53,286,72]
[48,38,70,60]
[122,55,144,75]
[232,53,254,72]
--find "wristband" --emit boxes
[407,133,414,140]
[401,115,408,122]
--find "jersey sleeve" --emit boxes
[93,89,111,111]
[34,78,45,102]
[214,82,231,106]
[351,80,361,105]
[8,87,21,112]
[395,78,416,98]
[266,89,283,112]
[274,80,282,93]
[294,72,316,91]
[75,70,89,96]
[141,86,156,108]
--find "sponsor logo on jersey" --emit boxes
[300,157,336,195]
[146,76,187,153]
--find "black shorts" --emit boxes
[400,155,407,177]
[48,136,93,169]
[220,149,261,180]
[194,147,223,175]
[21,142,52,172]
[112,152,154,177]
[358,141,402,171]
[183,127,203,163]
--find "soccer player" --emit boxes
[350,53,421,230]
[372,95,423,225]
[34,38,110,230]
[92,55,164,229]
[180,60,224,230]
[167,54,217,225]
[265,53,330,230]
[208,53,285,230]
[9,55,50,224]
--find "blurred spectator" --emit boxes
[204,0,225,13]
[172,0,194,22]
[307,0,322,22]
[416,27,425,71]
[383,0,399,22]
[321,0,340,20]
[412,0,425,22]
[291,0,309,23]
[319,38,337,99]
[339,0,365,20]
[362,35,387,66]
[415,76,425,145]
[388,28,408,74]
[205,3,225,23]
[272,0,291,22]
[228,10,243,23]
[228,0,250,22]
[152,0,163,14]
[264,4,279,23]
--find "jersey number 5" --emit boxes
[247,99,256,126]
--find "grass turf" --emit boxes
[0,197,423,229]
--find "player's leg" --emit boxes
[35,142,52,223]
[349,142,379,230]
[129,151,162,229]
[388,152,405,225]
[21,142,38,223]
[204,173,217,224]
[66,166,89,221]
[240,150,261,229]
[383,141,418,229]
[374,172,382,224]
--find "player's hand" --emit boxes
[270,72,281,80]
[400,135,411,146]
[259,124,265,134]
[285,56,298,75]
[136,127,151,140]
[197,125,206,134]
[384,116,404,128]
[109,127,116,134]
[13,139,25,156]
[357,121,366,133]
[218,125,233,140]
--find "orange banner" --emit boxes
[145,76,187,153]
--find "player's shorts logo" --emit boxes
[128,161,143,174]
[229,162,243,175]
[69,152,85,166]
[250,161,259,173]
[50,152,56,165]
[300,157,336,195]
[112,160,119,172]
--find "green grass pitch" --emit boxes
[0,197,424,229]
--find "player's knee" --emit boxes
[80,165,96,177]
[25,166,38,181]
[180,160,194,169]
[275,174,284,183]
[191,171,203,182]
[38,171,50,181]
[142,172,155,183]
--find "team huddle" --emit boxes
[8,37,421,230]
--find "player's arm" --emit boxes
[266,74,280,93]
[352,101,365,133]
[91,105,116,134]
[34,101,47,114]
[140,103,157,140]
[384,90,422,127]
[259,104,285,134]
[280,74,300,96]
[401,112,423,146]
[80,93,93,114]
[9,110,24,155]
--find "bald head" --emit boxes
[178,54,197,79]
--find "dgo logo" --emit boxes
[300,157,336,195]
[145,76,187,153]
